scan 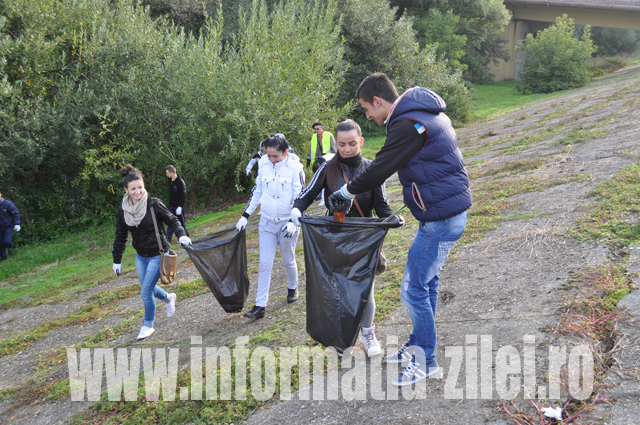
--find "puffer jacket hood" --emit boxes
[388,87,446,130]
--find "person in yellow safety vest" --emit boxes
[307,122,336,172]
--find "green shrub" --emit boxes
[587,56,628,77]
[0,0,350,243]
[516,14,596,94]
[339,0,472,126]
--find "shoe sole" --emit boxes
[392,366,440,387]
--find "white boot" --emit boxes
[359,324,381,356]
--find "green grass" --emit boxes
[471,81,569,121]
[0,224,115,283]
[361,134,386,160]
[569,162,640,245]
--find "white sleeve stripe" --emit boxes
[296,162,327,200]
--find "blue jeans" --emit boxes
[0,227,13,260]
[401,211,467,363]
[136,254,170,328]
[166,205,189,243]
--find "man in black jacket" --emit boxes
[165,165,189,242]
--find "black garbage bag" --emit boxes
[301,215,404,352]
[183,228,250,313]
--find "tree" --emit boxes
[391,0,511,82]
[339,0,471,127]
[516,15,596,94]
[589,27,640,57]
[0,0,350,242]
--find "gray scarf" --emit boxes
[122,192,149,226]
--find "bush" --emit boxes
[590,27,639,57]
[516,15,596,94]
[589,57,629,75]
[0,0,350,243]
[339,0,472,126]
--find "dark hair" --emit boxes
[165,165,176,173]
[119,165,144,188]
[263,134,290,153]
[312,122,323,129]
[355,72,399,104]
[325,120,363,191]
[334,119,362,138]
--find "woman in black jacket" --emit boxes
[291,119,393,357]
[112,165,192,340]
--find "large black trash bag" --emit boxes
[183,228,250,313]
[301,216,404,353]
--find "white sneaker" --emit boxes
[392,356,439,386]
[166,293,177,317]
[359,324,382,356]
[137,326,155,340]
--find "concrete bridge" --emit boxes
[490,0,640,80]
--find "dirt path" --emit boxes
[0,68,639,424]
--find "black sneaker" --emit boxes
[287,288,299,304]
[243,305,265,319]
[7,246,14,256]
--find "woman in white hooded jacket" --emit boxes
[236,135,305,319]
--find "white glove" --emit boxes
[290,208,302,226]
[179,236,192,246]
[246,166,252,176]
[13,225,20,232]
[113,263,122,276]
[283,221,297,238]
[176,207,182,216]
[236,216,248,232]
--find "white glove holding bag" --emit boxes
[283,221,297,238]
[14,225,20,232]
[113,263,122,276]
[179,236,192,246]
[176,207,182,216]
[290,208,302,226]
[236,217,248,232]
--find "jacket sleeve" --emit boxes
[292,165,305,202]
[112,211,128,264]
[177,178,187,207]
[293,162,327,213]
[245,156,259,174]
[8,201,20,225]
[242,169,264,218]
[156,198,186,238]
[347,118,426,195]
[372,184,393,218]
